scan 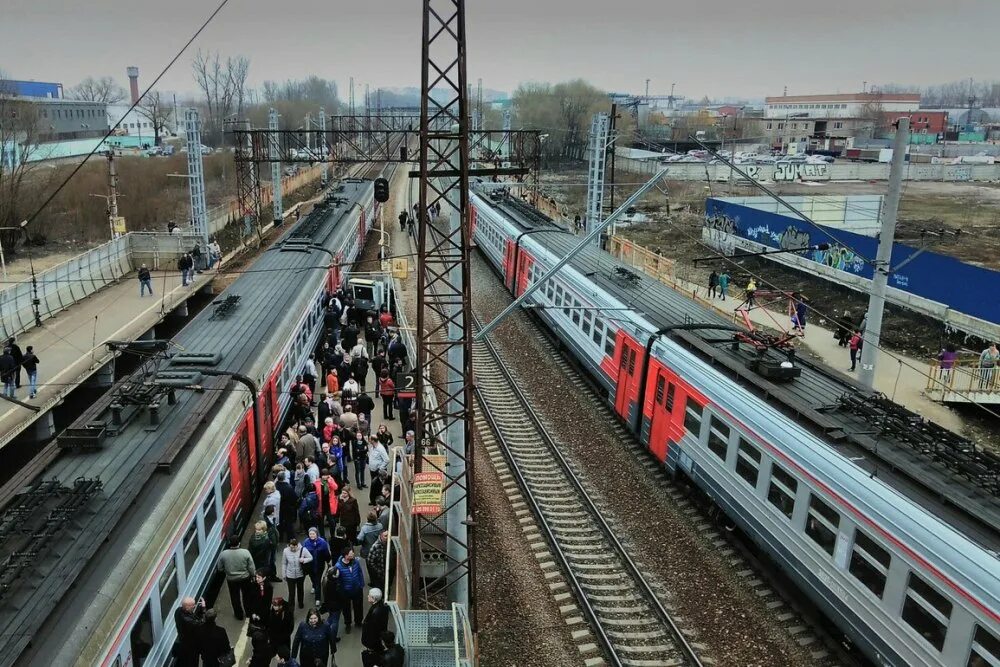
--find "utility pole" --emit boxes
[645,78,650,100]
[304,113,312,152]
[184,108,209,248]
[319,106,328,186]
[585,113,610,243]
[858,117,909,389]
[107,152,120,239]
[608,103,618,215]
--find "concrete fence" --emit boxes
[615,156,1000,183]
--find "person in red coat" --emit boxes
[314,469,340,539]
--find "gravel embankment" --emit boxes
[470,253,816,667]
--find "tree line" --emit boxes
[879,78,1000,108]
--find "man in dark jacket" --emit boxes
[361,588,389,652]
[178,253,193,286]
[172,596,206,667]
[138,263,154,296]
[7,338,23,389]
[381,630,405,667]
[0,348,16,398]
[276,473,298,540]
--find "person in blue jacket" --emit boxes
[302,527,331,601]
[291,608,335,667]
[333,546,366,634]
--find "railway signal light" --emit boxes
[374,178,390,203]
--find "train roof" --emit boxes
[0,179,371,661]
[474,191,1000,549]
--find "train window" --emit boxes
[592,321,604,345]
[735,438,761,487]
[627,350,636,375]
[849,529,891,599]
[684,400,703,437]
[665,384,675,411]
[582,318,591,336]
[767,463,797,519]
[545,282,554,300]
[129,602,154,666]
[203,490,218,536]
[902,572,952,651]
[605,330,616,357]
[572,308,581,325]
[220,467,232,503]
[159,555,179,624]
[183,521,200,576]
[707,417,730,461]
[968,625,1000,667]
[805,494,840,556]
[655,377,665,404]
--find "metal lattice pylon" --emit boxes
[586,112,610,243]
[184,108,209,247]
[235,119,263,245]
[268,109,283,225]
[413,0,477,625]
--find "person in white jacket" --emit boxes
[282,538,313,610]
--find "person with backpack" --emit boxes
[22,346,39,399]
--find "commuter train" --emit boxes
[0,176,386,667]
[471,189,1000,667]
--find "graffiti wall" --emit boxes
[705,198,1000,326]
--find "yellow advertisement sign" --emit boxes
[411,471,445,515]
[111,216,127,234]
[391,257,408,280]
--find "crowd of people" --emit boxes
[173,286,412,667]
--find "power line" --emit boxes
[21,0,235,231]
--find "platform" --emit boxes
[0,267,214,450]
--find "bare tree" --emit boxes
[137,91,173,146]
[192,50,251,146]
[68,76,127,104]
[0,80,42,251]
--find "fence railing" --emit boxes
[925,359,1000,396]
[607,235,677,284]
[0,236,131,340]
[127,232,204,269]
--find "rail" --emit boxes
[925,359,1000,396]
[472,312,704,667]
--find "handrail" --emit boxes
[925,359,1000,394]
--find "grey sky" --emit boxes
[4,0,999,101]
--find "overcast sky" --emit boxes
[4,0,999,102]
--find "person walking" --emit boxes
[333,547,365,634]
[291,609,336,667]
[283,538,312,610]
[248,521,277,580]
[266,597,295,656]
[172,597,206,667]
[357,510,382,558]
[794,294,807,334]
[979,342,999,389]
[366,530,391,594]
[217,536,255,620]
[351,432,369,489]
[208,238,222,270]
[138,264,154,296]
[178,253,193,287]
[246,570,274,623]
[718,270,730,301]
[361,588,390,657]
[745,277,757,306]
[378,371,396,420]
[302,527,331,600]
[22,346,39,399]
[191,242,205,273]
[708,271,718,299]
[199,610,233,667]
[337,487,361,542]
[398,210,408,232]
[848,330,862,372]
[8,338,22,390]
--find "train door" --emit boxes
[614,337,643,420]
[503,240,516,291]
[516,252,533,297]
[647,370,676,462]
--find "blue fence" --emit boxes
[705,198,1000,327]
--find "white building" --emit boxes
[764,92,920,119]
[106,104,179,143]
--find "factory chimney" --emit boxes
[127,66,140,104]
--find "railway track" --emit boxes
[472,314,707,667]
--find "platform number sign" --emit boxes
[374,178,390,203]
[396,371,416,399]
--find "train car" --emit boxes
[0,176,385,667]
[471,188,1000,667]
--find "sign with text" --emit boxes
[411,471,445,515]
[391,258,408,279]
[395,371,416,399]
